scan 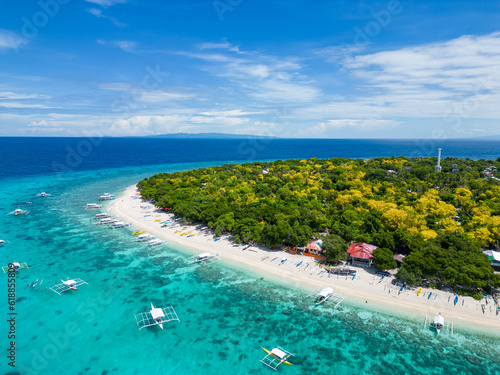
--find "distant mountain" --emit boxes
[143,132,280,139]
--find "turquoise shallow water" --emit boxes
[2,162,500,375]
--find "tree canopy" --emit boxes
[138,156,500,290]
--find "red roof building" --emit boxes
[346,243,377,266]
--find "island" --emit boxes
[137,156,500,299]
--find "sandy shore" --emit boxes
[109,185,500,333]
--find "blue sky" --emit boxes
[1,0,499,138]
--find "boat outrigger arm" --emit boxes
[50,278,88,295]
[259,346,294,370]
[2,262,29,273]
[134,304,180,331]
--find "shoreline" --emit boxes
[109,185,500,335]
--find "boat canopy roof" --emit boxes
[63,279,76,285]
[434,315,445,325]
[319,287,334,297]
[199,252,212,258]
[151,307,165,319]
[12,262,20,267]
[271,348,286,359]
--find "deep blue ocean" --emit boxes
[1,137,499,375]
[1,137,499,179]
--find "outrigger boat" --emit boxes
[2,262,29,273]
[98,193,115,201]
[431,313,445,334]
[134,303,180,331]
[36,192,51,197]
[94,213,110,219]
[50,278,88,295]
[259,346,294,370]
[147,239,164,246]
[307,286,345,308]
[85,203,102,209]
[7,207,30,216]
[189,252,220,265]
[0,239,10,246]
[315,287,334,305]
[135,233,156,242]
[95,217,117,225]
[109,221,131,229]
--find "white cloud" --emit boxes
[345,32,500,96]
[22,126,66,133]
[28,120,48,127]
[0,92,50,99]
[115,41,136,52]
[181,44,317,103]
[197,41,240,53]
[200,110,263,117]
[0,29,27,50]
[251,80,320,102]
[298,31,500,126]
[0,103,53,109]
[96,39,136,52]
[321,119,399,129]
[189,116,249,126]
[138,90,194,103]
[106,115,184,136]
[88,8,102,16]
[87,7,125,27]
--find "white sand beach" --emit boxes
[109,185,500,333]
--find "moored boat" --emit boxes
[431,313,445,334]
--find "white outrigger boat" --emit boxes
[109,221,131,229]
[36,192,51,197]
[147,238,164,246]
[431,313,445,335]
[189,252,220,265]
[7,207,30,216]
[307,286,345,308]
[259,346,294,370]
[2,262,29,273]
[135,233,155,242]
[94,213,110,219]
[315,287,334,305]
[134,303,180,331]
[98,193,115,201]
[50,278,88,295]
[95,217,117,225]
[424,312,453,335]
[0,239,10,246]
[85,203,102,209]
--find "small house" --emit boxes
[302,239,326,260]
[347,243,377,267]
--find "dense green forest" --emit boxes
[138,156,500,292]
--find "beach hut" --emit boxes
[346,243,377,267]
[302,239,326,260]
